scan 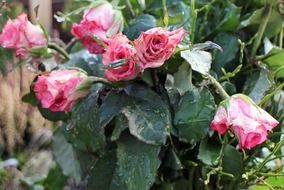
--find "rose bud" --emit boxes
[102,34,140,81]
[33,69,89,112]
[134,27,186,70]
[71,1,123,54]
[210,94,279,149]
[0,13,48,58]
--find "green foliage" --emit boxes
[261,48,284,79]
[52,130,84,182]
[63,86,105,152]
[198,137,221,166]
[43,165,68,190]
[222,145,243,177]
[174,88,215,143]
[124,14,157,40]
[123,84,171,145]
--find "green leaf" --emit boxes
[30,46,48,57]
[65,86,105,152]
[222,145,243,177]
[123,84,171,145]
[198,137,222,166]
[86,150,117,190]
[164,147,183,170]
[174,63,193,96]
[111,114,129,142]
[174,88,215,143]
[38,107,70,122]
[240,8,264,28]
[52,130,82,182]
[243,69,271,104]
[261,48,284,78]
[166,1,190,26]
[124,14,157,40]
[111,134,161,190]
[240,7,282,38]
[87,134,161,190]
[221,81,237,96]
[147,0,190,27]
[22,91,37,106]
[99,91,129,127]
[216,2,241,32]
[250,176,284,190]
[181,49,212,75]
[61,49,104,77]
[43,165,68,190]
[212,33,239,74]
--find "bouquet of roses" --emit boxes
[0,0,283,189]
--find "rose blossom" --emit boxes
[71,1,123,54]
[33,69,88,112]
[103,34,140,81]
[134,27,186,70]
[0,13,47,58]
[210,94,279,149]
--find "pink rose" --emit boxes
[103,34,140,81]
[134,27,186,70]
[210,94,279,149]
[0,13,47,58]
[33,69,88,112]
[210,106,230,134]
[71,1,123,54]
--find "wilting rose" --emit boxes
[0,13,47,58]
[71,1,123,54]
[210,106,230,135]
[33,69,88,112]
[210,94,279,149]
[103,34,140,81]
[134,27,186,70]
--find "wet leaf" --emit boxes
[174,88,215,143]
[123,84,171,145]
[181,49,212,75]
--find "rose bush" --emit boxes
[1,0,284,190]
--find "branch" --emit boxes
[207,74,230,99]
[48,43,70,60]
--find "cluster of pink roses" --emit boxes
[71,1,186,81]
[0,14,47,58]
[0,2,279,151]
[211,94,279,149]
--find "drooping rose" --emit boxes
[210,106,230,135]
[134,27,186,70]
[33,69,88,112]
[210,94,279,149]
[71,1,123,54]
[102,34,140,81]
[0,13,47,58]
